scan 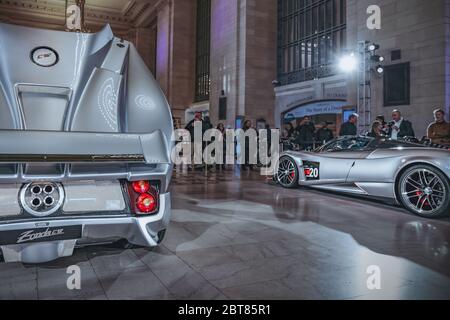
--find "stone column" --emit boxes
[155,0,196,122]
[210,0,276,128]
[243,0,277,126]
[134,27,154,71]
[210,0,242,127]
[156,0,172,99]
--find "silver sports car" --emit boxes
[0,23,174,263]
[276,136,450,218]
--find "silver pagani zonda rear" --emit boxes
[0,23,174,263]
[276,137,450,218]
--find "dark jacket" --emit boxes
[294,123,316,145]
[316,128,334,143]
[388,120,415,139]
[185,119,200,142]
[340,121,357,136]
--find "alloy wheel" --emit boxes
[400,168,447,216]
[277,157,298,188]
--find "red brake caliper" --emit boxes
[416,191,429,207]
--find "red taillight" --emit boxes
[127,180,158,215]
[136,193,157,214]
[132,180,150,194]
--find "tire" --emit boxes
[276,156,299,189]
[397,164,450,218]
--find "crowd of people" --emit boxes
[282,108,450,150]
[175,107,450,171]
[364,108,450,147]
[179,112,273,171]
[282,116,335,151]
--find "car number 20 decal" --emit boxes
[303,161,320,180]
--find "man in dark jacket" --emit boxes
[340,114,358,136]
[316,122,334,144]
[185,112,203,170]
[294,116,316,150]
[185,112,203,142]
[388,110,415,140]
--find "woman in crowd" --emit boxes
[367,121,385,138]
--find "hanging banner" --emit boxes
[284,101,348,120]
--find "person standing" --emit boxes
[427,108,450,146]
[340,114,358,136]
[375,115,389,136]
[216,123,227,170]
[185,112,203,170]
[367,121,384,138]
[316,122,334,144]
[241,120,254,171]
[294,116,316,150]
[185,112,203,141]
[286,123,295,138]
[389,110,415,140]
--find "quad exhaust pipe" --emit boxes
[21,182,64,217]
[44,185,54,195]
[31,197,42,208]
[44,196,55,207]
[31,185,42,196]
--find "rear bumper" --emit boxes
[0,193,171,263]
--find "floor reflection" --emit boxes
[1,167,449,300]
[171,167,450,279]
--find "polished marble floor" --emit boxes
[1,167,450,300]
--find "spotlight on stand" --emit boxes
[376,65,384,74]
[371,55,385,63]
[338,53,358,73]
[368,43,380,52]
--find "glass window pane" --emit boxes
[277,0,346,85]
[195,0,211,101]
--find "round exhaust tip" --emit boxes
[44,185,54,194]
[20,182,65,217]
[31,185,42,195]
[44,196,55,207]
[31,197,42,208]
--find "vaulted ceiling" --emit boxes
[0,0,161,34]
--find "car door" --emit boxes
[301,137,374,184]
[309,151,369,183]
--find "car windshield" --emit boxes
[374,139,426,149]
[315,136,374,153]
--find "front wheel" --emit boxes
[276,156,299,188]
[397,165,450,218]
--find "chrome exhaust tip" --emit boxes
[21,182,65,217]
[31,197,42,208]
[31,185,42,196]
[44,196,55,207]
[44,185,54,195]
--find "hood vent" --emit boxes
[17,85,71,131]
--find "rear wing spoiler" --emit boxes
[0,130,171,164]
